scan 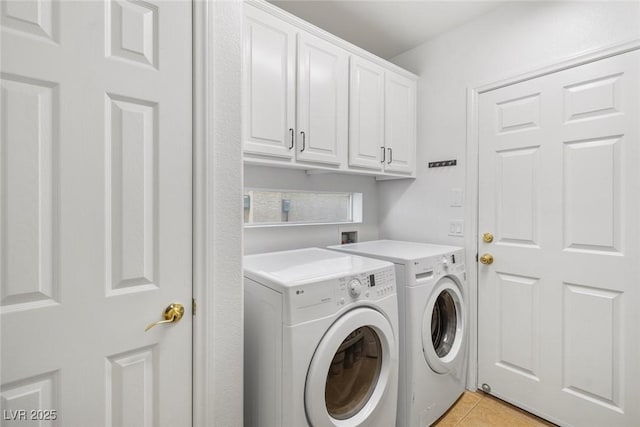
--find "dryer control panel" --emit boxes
[410,249,466,287]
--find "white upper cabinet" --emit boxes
[243,6,296,160]
[385,73,416,174]
[349,56,385,171]
[296,32,348,166]
[242,1,417,178]
[348,56,416,176]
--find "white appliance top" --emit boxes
[244,247,393,288]
[327,240,463,264]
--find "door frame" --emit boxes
[463,37,640,391]
[193,1,244,426]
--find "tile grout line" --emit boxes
[453,392,485,427]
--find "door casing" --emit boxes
[193,1,244,426]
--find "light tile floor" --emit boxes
[433,391,557,427]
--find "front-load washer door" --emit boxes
[305,307,397,427]
[422,277,465,374]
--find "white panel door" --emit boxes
[1,1,192,426]
[384,72,416,174]
[478,49,640,426]
[243,5,296,160]
[349,56,385,171]
[296,32,348,167]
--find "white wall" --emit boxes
[244,165,379,254]
[379,1,640,245]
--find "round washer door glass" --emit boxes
[305,308,396,426]
[422,277,465,374]
[432,290,457,358]
[325,326,382,419]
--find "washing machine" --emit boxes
[243,248,399,427]
[328,240,467,427]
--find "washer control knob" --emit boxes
[442,256,449,270]
[348,279,362,298]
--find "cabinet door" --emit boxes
[349,56,385,171]
[385,72,416,174]
[297,32,348,166]
[243,6,296,159]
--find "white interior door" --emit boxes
[296,32,348,167]
[1,1,192,426]
[478,49,640,426]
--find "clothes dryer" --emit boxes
[244,248,399,427]
[329,240,467,426]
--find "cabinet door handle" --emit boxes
[380,146,385,163]
[387,147,393,164]
[300,131,306,152]
[289,128,294,150]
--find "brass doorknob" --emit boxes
[482,233,494,243]
[480,253,494,265]
[145,303,185,332]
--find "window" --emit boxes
[243,190,362,226]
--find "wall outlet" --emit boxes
[448,220,464,237]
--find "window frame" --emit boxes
[243,188,363,228]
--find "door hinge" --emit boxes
[192,298,196,316]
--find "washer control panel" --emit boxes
[287,264,396,324]
[337,266,395,305]
[348,279,363,297]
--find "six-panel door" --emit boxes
[0,1,193,425]
[478,49,640,426]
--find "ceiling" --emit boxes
[269,0,507,59]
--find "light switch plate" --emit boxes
[448,220,464,237]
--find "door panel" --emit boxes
[494,272,540,380]
[1,76,56,309]
[296,32,348,166]
[243,6,296,159]
[478,49,639,426]
[563,136,621,253]
[349,56,384,171]
[107,94,158,294]
[495,146,540,246]
[1,1,192,426]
